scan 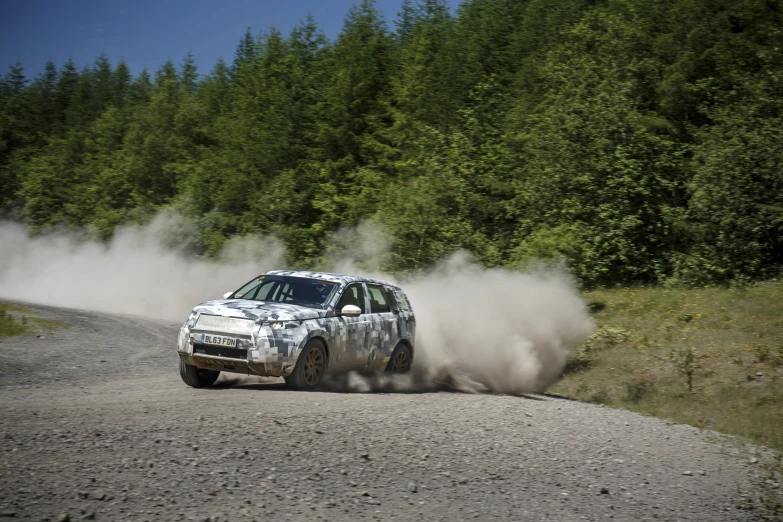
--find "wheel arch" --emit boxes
[310,335,329,360]
[398,338,414,359]
[298,330,330,364]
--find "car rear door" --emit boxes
[365,284,399,370]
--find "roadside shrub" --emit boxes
[729,275,755,291]
[563,326,634,374]
[670,347,704,392]
[755,344,783,366]
[624,372,656,403]
[0,310,28,337]
[583,326,633,351]
[756,345,771,363]
[564,348,592,373]
[587,387,609,404]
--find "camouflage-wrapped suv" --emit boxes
[177,270,416,390]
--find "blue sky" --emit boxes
[1,0,461,79]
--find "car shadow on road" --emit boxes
[209,372,548,400]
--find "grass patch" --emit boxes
[0,304,32,337]
[553,282,783,452]
[0,303,68,338]
[26,316,69,333]
[0,303,35,314]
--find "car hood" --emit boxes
[192,299,327,322]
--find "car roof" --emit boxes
[264,270,401,289]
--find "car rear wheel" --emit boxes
[286,339,327,390]
[179,359,220,388]
[386,343,412,374]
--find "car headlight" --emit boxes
[185,311,199,328]
[177,327,189,353]
[269,321,285,330]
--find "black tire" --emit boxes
[286,339,327,390]
[385,343,412,374]
[179,359,220,388]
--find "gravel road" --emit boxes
[0,302,770,521]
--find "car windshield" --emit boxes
[230,275,339,309]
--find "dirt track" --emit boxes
[0,302,770,521]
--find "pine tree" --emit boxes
[199,58,230,117]
[65,66,95,128]
[181,52,199,93]
[92,52,114,111]
[310,0,394,233]
[114,59,132,106]
[288,15,328,162]
[233,28,257,73]
[129,68,153,105]
[155,58,178,86]
[390,0,457,132]
[395,0,417,43]
[321,0,393,165]
[53,59,79,133]
[36,60,59,133]
[4,62,27,96]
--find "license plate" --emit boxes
[200,333,237,347]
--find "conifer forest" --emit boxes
[1,0,781,286]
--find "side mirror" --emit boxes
[223,292,233,299]
[340,304,362,317]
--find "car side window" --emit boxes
[385,286,399,313]
[367,284,391,313]
[336,284,366,314]
[400,291,413,312]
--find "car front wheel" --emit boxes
[179,359,220,388]
[286,339,327,390]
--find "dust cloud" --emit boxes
[0,213,284,321]
[323,226,594,394]
[0,216,593,393]
[399,254,593,393]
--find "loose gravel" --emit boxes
[0,303,770,521]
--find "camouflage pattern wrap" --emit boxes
[177,271,416,378]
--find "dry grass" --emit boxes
[553,282,783,452]
[0,304,31,337]
[0,303,68,338]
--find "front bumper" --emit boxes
[177,324,299,377]
[178,352,291,377]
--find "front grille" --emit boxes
[194,315,255,336]
[193,343,248,360]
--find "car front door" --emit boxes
[330,283,371,372]
[365,284,399,370]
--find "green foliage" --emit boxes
[0,308,29,338]
[565,325,635,374]
[754,345,783,367]
[0,303,68,338]
[669,346,703,392]
[554,283,783,451]
[509,5,686,285]
[625,372,656,403]
[1,0,782,284]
